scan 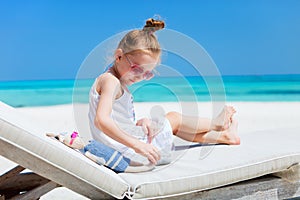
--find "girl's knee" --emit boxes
[166,111,181,134]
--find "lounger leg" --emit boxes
[273,163,300,183]
[0,165,61,199]
[0,166,25,185]
[9,181,59,200]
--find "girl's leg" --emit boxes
[172,120,240,145]
[166,112,211,134]
[165,109,240,145]
[166,106,236,134]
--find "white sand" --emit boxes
[1,102,299,199]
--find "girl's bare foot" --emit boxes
[218,119,240,145]
[211,106,236,131]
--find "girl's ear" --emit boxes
[115,48,123,61]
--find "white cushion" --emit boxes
[119,128,300,199]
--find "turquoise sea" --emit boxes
[0,74,299,107]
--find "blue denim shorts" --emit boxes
[82,140,131,173]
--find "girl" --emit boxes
[88,18,240,166]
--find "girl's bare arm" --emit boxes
[94,74,160,164]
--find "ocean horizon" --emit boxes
[1,74,299,107]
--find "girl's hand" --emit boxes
[133,140,161,165]
[136,118,158,143]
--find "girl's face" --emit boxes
[118,53,158,86]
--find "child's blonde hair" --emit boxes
[117,18,165,57]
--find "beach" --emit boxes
[0,101,299,199]
[1,0,300,198]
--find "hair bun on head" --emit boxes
[143,18,165,34]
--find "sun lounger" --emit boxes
[0,101,300,199]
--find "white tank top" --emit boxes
[88,77,146,155]
[88,76,174,164]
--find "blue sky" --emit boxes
[1,0,300,81]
